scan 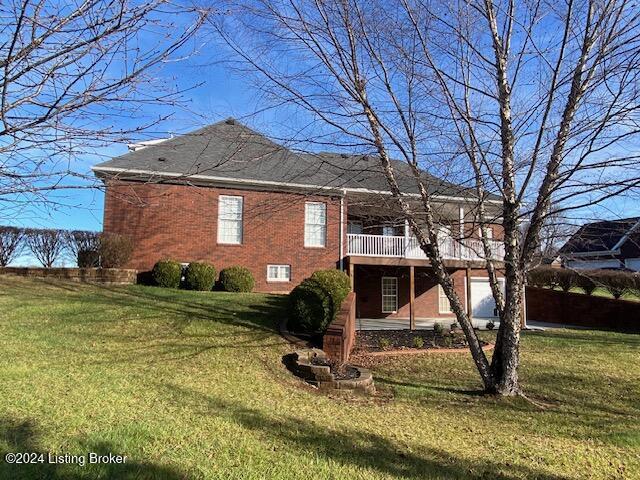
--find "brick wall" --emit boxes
[103,181,344,292]
[323,292,356,364]
[354,266,496,319]
[525,286,640,332]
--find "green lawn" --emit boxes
[0,276,638,479]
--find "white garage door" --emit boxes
[471,278,504,319]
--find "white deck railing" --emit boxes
[347,233,505,261]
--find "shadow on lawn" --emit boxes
[0,417,188,480]
[159,383,570,480]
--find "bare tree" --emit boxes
[25,228,66,267]
[0,0,208,219]
[66,230,100,267]
[211,0,640,394]
[0,225,24,266]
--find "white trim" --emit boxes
[266,264,291,282]
[304,201,327,248]
[217,195,243,245]
[381,276,398,313]
[339,197,344,271]
[438,284,452,314]
[92,166,503,203]
[612,219,640,251]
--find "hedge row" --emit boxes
[151,260,254,292]
[528,267,640,299]
[288,269,351,333]
[0,226,132,268]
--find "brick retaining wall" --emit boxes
[323,292,356,364]
[525,286,640,332]
[0,267,138,285]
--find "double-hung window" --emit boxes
[304,202,326,247]
[267,264,291,282]
[218,195,243,244]
[438,284,453,313]
[381,277,398,313]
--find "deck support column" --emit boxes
[349,262,355,291]
[465,266,473,325]
[409,265,415,330]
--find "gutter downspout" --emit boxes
[339,193,345,271]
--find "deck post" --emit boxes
[348,261,354,291]
[409,265,416,330]
[465,265,473,324]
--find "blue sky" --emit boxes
[8,27,640,235]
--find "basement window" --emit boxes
[267,264,291,282]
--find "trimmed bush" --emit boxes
[556,269,578,292]
[309,269,351,315]
[527,267,560,289]
[99,233,133,268]
[184,262,216,291]
[288,278,333,333]
[219,266,255,292]
[77,250,100,268]
[152,259,182,288]
[596,270,637,299]
[575,271,598,295]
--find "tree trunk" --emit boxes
[490,271,524,395]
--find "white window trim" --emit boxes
[217,195,243,245]
[438,284,452,314]
[304,202,327,248]
[381,276,398,313]
[267,264,291,282]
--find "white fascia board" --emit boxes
[611,218,640,251]
[92,166,502,204]
[563,249,621,258]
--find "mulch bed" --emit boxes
[310,356,360,380]
[354,329,480,353]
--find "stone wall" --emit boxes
[0,267,137,284]
[323,292,356,364]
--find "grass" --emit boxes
[0,276,638,479]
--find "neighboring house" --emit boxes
[558,217,640,271]
[93,118,508,327]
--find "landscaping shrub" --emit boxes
[152,259,182,288]
[0,226,24,267]
[184,262,216,291]
[596,270,637,299]
[378,337,391,349]
[555,269,578,292]
[99,233,133,268]
[66,230,100,267]
[527,267,560,288]
[575,271,598,295]
[288,278,333,332]
[433,322,444,335]
[486,321,495,330]
[309,269,351,314]
[450,322,460,330]
[219,266,255,292]
[412,336,424,349]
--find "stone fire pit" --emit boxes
[288,348,375,394]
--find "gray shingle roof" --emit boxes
[93,118,493,199]
[559,217,640,255]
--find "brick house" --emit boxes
[93,118,507,328]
